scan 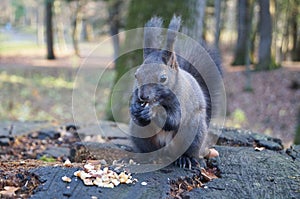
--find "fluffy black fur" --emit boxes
[130,84,181,133]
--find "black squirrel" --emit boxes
[129,15,222,169]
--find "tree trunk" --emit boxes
[295,107,300,144]
[36,4,44,45]
[83,21,94,42]
[188,0,207,41]
[232,0,249,66]
[214,0,221,49]
[256,0,276,70]
[291,1,300,61]
[244,0,255,92]
[55,0,67,51]
[108,0,122,64]
[72,1,84,57]
[45,0,55,60]
[294,39,300,61]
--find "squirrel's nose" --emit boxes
[138,85,151,101]
[139,93,150,101]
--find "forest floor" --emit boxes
[0,26,300,146]
[0,41,299,146]
[222,55,300,146]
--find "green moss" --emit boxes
[232,108,247,124]
[255,57,281,71]
[39,155,56,162]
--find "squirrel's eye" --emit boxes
[160,74,168,83]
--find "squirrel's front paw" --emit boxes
[175,156,204,170]
[130,102,152,126]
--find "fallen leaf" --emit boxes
[0,186,19,197]
[187,185,194,191]
[201,168,218,181]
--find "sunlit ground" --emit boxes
[0,28,299,146]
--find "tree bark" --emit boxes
[295,107,300,144]
[55,0,67,51]
[256,0,274,70]
[214,0,221,49]
[291,1,300,61]
[72,0,84,57]
[244,0,255,92]
[36,4,44,45]
[45,0,55,60]
[108,0,122,64]
[188,0,207,41]
[83,21,94,42]
[232,0,249,66]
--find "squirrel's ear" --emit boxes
[165,15,181,52]
[162,51,179,70]
[162,15,181,70]
[144,17,163,59]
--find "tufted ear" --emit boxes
[143,17,163,59]
[163,15,181,70]
[162,51,179,70]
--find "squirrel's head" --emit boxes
[134,15,181,106]
[134,51,178,106]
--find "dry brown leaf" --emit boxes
[201,168,218,181]
[187,185,194,191]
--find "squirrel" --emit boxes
[129,15,222,169]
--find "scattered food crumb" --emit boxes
[129,159,137,165]
[74,163,138,188]
[207,148,220,158]
[254,147,265,151]
[62,176,72,183]
[63,159,72,167]
[141,182,147,186]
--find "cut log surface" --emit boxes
[30,145,300,199]
[1,121,299,198]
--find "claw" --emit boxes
[179,157,183,168]
[191,157,200,168]
[175,156,199,169]
[181,157,186,168]
[186,158,192,170]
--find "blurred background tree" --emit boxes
[0,0,299,146]
[45,0,55,59]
